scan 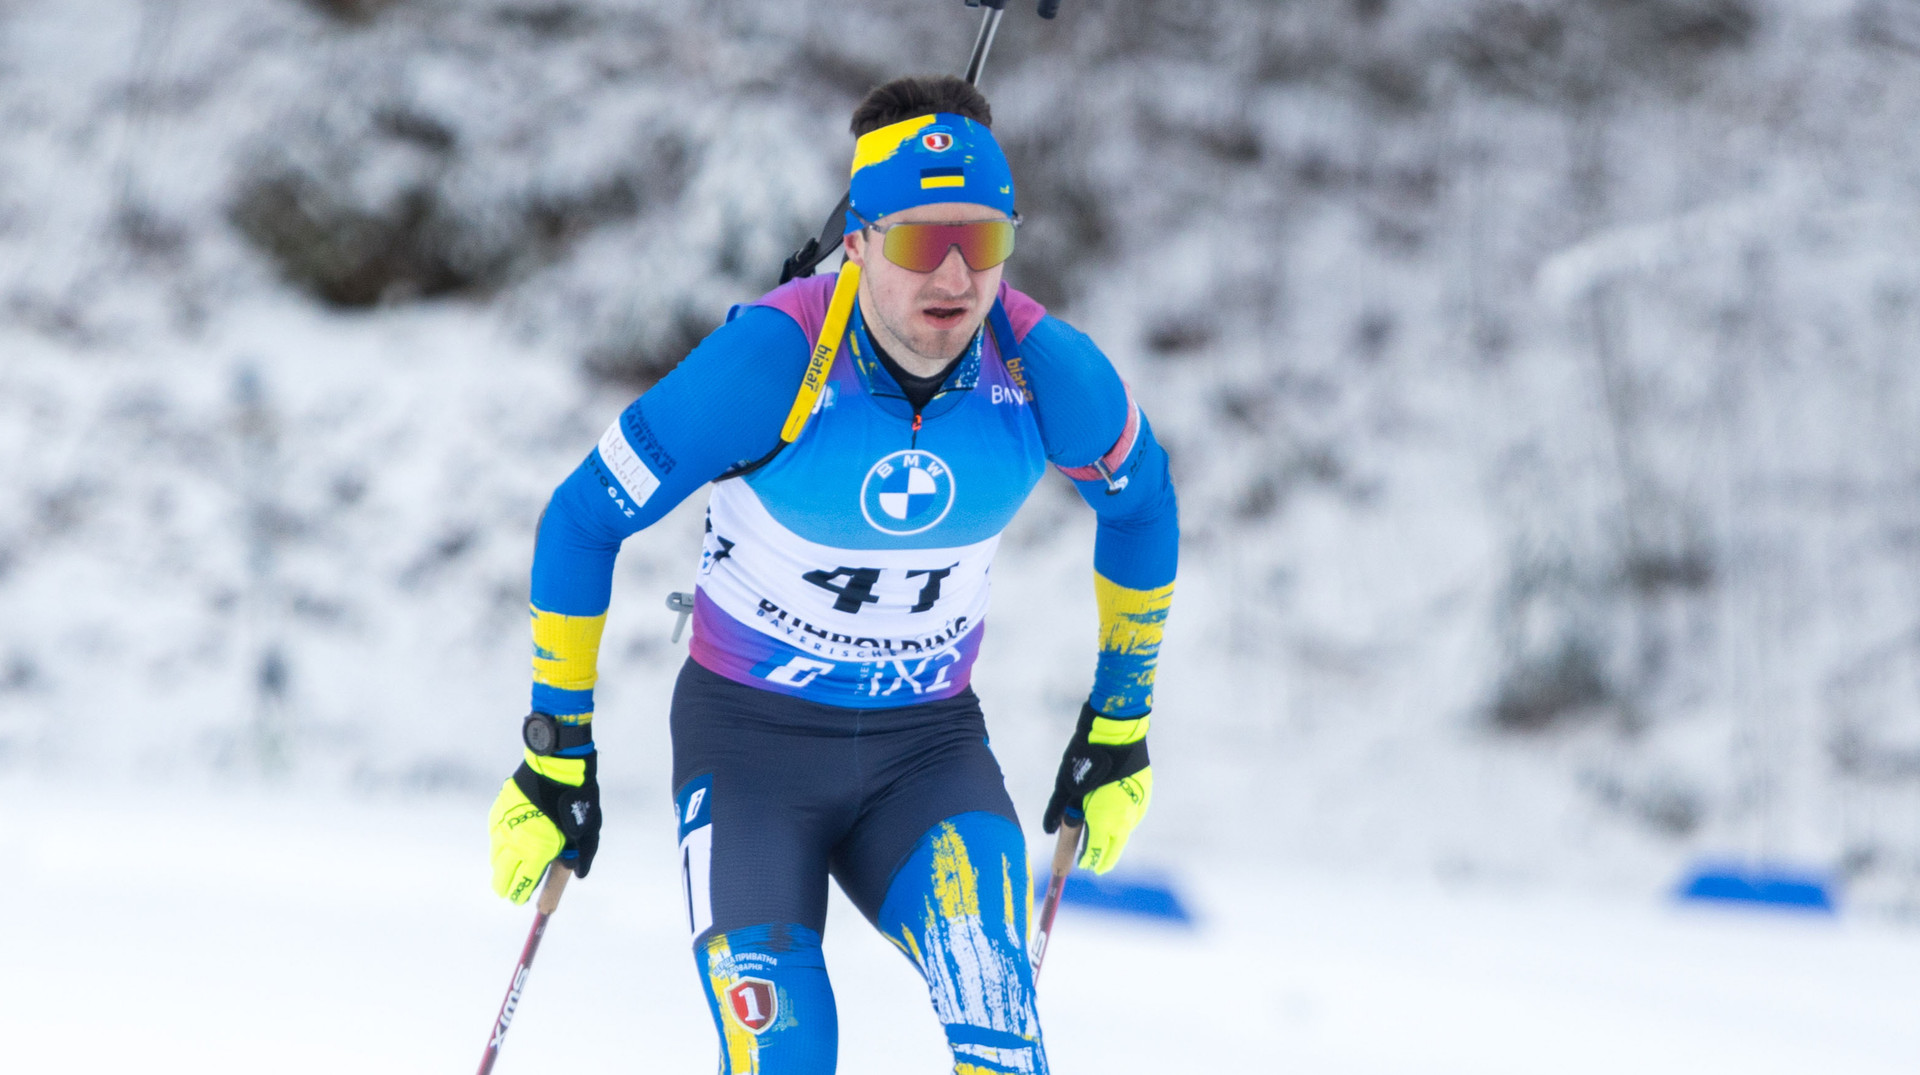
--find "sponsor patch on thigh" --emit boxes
[676,774,714,937]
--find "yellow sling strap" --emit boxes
[779,261,862,443]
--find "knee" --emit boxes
[878,812,1048,1073]
[695,923,837,1075]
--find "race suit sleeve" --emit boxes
[527,306,809,724]
[1021,315,1179,719]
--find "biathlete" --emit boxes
[485,75,1178,1075]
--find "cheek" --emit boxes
[876,270,920,307]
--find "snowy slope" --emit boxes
[4,0,1920,996]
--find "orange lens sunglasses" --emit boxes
[853,209,1021,273]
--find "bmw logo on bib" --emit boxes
[861,449,956,535]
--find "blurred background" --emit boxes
[4,0,1920,1071]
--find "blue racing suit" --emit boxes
[527,275,1178,1073]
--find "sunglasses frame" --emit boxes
[849,207,1023,273]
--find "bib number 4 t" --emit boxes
[802,565,955,614]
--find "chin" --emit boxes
[917,325,975,358]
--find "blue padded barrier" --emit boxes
[1038,869,1195,925]
[1676,860,1837,913]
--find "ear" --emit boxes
[843,229,867,269]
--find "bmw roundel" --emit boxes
[861,449,956,535]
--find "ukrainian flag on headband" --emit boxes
[846,112,1016,233]
[920,166,965,189]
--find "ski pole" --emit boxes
[1029,820,1081,980]
[476,859,573,1075]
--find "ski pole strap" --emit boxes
[780,261,862,443]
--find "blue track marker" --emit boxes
[1675,860,1837,913]
[1038,869,1195,925]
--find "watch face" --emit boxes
[524,716,557,755]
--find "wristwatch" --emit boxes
[522,712,593,756]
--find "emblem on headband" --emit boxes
[921,129,954,153]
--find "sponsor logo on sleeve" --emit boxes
[622,410,677,475]
[597,418,662,514]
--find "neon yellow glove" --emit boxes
[1042,704,1152,875]
[488,748,600,904]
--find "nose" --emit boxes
[929,244,972,292]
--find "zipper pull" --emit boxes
[912,412,923,433]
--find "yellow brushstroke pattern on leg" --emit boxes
[930,821,980,921]
[702,933,759,1074]
[1001,854,1018,944]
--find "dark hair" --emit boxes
[851,76,992,137]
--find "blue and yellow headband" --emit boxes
[846,112,1015,234]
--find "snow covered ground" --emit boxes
[8,2,1920,1068]
[3,776,1915,1074]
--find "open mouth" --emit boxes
[922,305,967,328]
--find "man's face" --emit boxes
[844,201,1008,371]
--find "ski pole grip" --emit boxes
[1038,0,1060,18]
[1051,821,1082,877]
[538,860,572,915]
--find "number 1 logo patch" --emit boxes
[727,978,778,1033]
[861,449,956,535]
